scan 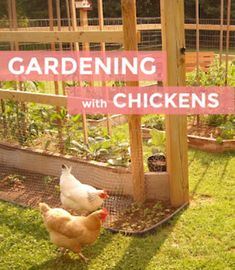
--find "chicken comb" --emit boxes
[101,208,108,215]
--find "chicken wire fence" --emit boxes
[0,95,167,231]
[0,95,167,228]
[0,163,135,229]
[0,0,235,231]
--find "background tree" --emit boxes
[0,0,234,22]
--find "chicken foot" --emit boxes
[78,252,89,263]
[58,247,69,255]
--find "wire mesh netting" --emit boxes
[0,163,135,230]
[0,99,169,232]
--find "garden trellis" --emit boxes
[0,0,234,233]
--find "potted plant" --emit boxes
[147,129,167,172]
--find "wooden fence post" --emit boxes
[98,0,112,136]
[160,0,189,207]
[121,0,145,202]
[196,0,200,83]
[219,0,224,64]
[70,0,88,145]
[225,0,231,86]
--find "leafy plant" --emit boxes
[186,59,235,87]
[148,129,166,154]
[220,121,235,140]
[207,115,225,127]
[143,115,165,130]
[87,114,105,120]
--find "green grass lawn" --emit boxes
[0,150,234,270]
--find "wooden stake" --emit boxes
[65,0,73,49]
[70,0,88,144]
[56,0,62,31]
[196,0,200,83]
[160,0,189,207]
[98,0,112,136]
[7,0,14,53]
[11,0,17,30]
[195,0,200,127]
[70,0,79,51]
[48,0,64,153]
[121,0,145,203]
[79,9,89,51]
[219,0,224,64]
[225,0,231,86]
[56,0,66,95]
[48,0,59,96]
[8,0,28,141]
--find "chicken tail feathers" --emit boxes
[39,203,50,214]
[61,164,72,173]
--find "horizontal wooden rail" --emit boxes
[0,23,235,33]
[0,24,160,32]
[0,30,135,43]
[0,89,67,107]
[185,23,235,31]
[0,88,234,108]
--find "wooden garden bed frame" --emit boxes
[187,135,235,153]
[142,127,235,153]
[0,142,170,201]
[0,0,189,207]
[185,52,215,72]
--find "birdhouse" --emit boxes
[75,0,92,10]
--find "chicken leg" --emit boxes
[78,252,89,263]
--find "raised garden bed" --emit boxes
[0,142,170,201]
[142,127,235,153]
[187,135,235,153]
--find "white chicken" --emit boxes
[60,164,109,213]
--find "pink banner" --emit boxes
[0,51,167,82]
[67,86,234,115]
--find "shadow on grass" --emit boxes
[29,254,87,270]
[28,230,115,270]
[191,163,210,197]
[28,210,185,270]
[30,253,109,270]
[219,158,230,182]
[190,151,234,197]
[110,212,183,270]
[188,150,197,167]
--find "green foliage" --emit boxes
[186,59,235,87]
[87,114,105,121]
[1,0,235,21]
[206,115,225,127]
[143,115,165,130]
[216,136,223,144]
[148,129,166,154]
[67,127,130,167]
[220,121,235,140]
